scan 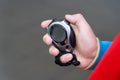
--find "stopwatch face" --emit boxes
[50,24,67,43]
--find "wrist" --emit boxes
[77,38,99,69]
[84,38,100,70]
[84,39,112,70]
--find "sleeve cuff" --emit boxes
[84,38,112,70]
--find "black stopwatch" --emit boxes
[47,19,80,66]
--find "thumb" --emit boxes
[65,14,84,26]
[65,14,89,28]
[65,14,77,24]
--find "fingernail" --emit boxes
[65,14,75,21]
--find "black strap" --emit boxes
[55,52,80,66]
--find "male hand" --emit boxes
[41,14,98,69]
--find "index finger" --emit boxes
[40,20,52,28]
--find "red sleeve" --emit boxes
[89,33,120,80]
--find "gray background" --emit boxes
[0,0,120,80]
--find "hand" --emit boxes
[41,14,98,69]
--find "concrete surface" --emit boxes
[0,0,120,80]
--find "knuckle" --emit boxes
[42,35,46,42]
[43,34,48,42]
[49,47,52,54]
[42,34,52,45]
[49,46,59,56]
